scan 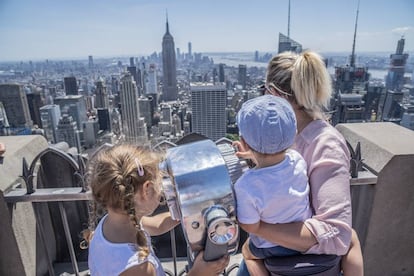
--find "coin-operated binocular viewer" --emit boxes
[160,139,244,263]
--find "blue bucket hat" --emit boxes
[237,95,297,154]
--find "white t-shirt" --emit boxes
[235,149,312,248]
[88,214,166,276]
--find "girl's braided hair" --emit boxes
[83,144,163,259]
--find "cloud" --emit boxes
[392,26,414,35]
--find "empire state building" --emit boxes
[161,16,177,101]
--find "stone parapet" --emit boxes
[0,135,48,276]
[337,122,414,276]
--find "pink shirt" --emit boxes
[293,119,352,255]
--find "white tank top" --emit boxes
[88,214,166,276]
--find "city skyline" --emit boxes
[0,0,413,61]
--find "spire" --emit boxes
[350,0,360,68]
[166,9,170,34]
[287,0,291,38]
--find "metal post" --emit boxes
[58,202,80,276]
[170,228,177,276]
[33,203,55,276]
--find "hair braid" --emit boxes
[86,144,164,259]
[123,179,150,259]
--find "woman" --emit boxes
[234,50,363,276]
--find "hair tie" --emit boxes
[135,158,145,176]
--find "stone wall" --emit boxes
[337,122,414,276]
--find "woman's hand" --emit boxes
[188,251,230,276]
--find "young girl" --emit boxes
[85,144,229,276]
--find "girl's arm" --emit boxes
[141,211,180,236]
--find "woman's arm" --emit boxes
[141,211,180,236]
[254,129,353,255]
[301,133,353,255]
[255,221,317,252]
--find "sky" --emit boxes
[0,0,413,61]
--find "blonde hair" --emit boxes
[266,50,332,119]
[85,144,163,259]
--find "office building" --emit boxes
[386,37,409,91]
[188,42,192,61]
[88,55,94,69]
[400,104,414,130]
[127,66,138,84]
[0,84,32,129]
[138,97,153,129]
[218,64,225,83]
[162,16,178,101]
[40,104,61,143]
[54,95,88,130]
[161,103,172,124]
[110,108,122,136]
[0,102,10,135]
[382,90,404,122]
[278,33,302,53]
[26,92,43,128]
[238,65,247,89]
[97,108,111,132]
[191,84,227,141]
[95,78,109,109]
[145,64,158,95]
[171,114,182,136]
[64,76,78,95]
[119,72,147,144]
[334,93,365,124]
[83,119,99,148]
[56,114,81,151]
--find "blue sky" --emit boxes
[0,0,413,61]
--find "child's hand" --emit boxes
[232,141,256,166]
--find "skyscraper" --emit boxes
[145,64,158,95]
[26,92,43,128]
[119,72,147,144]
[40,104,61,143]
[95,78,109,109]
[0,84,32,129]
[64,76,78,95]
[238,65,247,89]
[278,33,302,54]
[88,55,94,70]
[162,15,177,101]
[188,42,192,61]
[218,64,225,83]
[54,95,88,131]
[386,37,409,91]
[56,114,81,151]
[138,97,153,129]
[191,84,227,141]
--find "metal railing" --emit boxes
[4,185,240,276]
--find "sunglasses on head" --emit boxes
[259,83,294,98]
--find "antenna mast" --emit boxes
[350,0,360,68]
[287,0,291,38]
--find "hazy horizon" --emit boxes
[1,0,413,62]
